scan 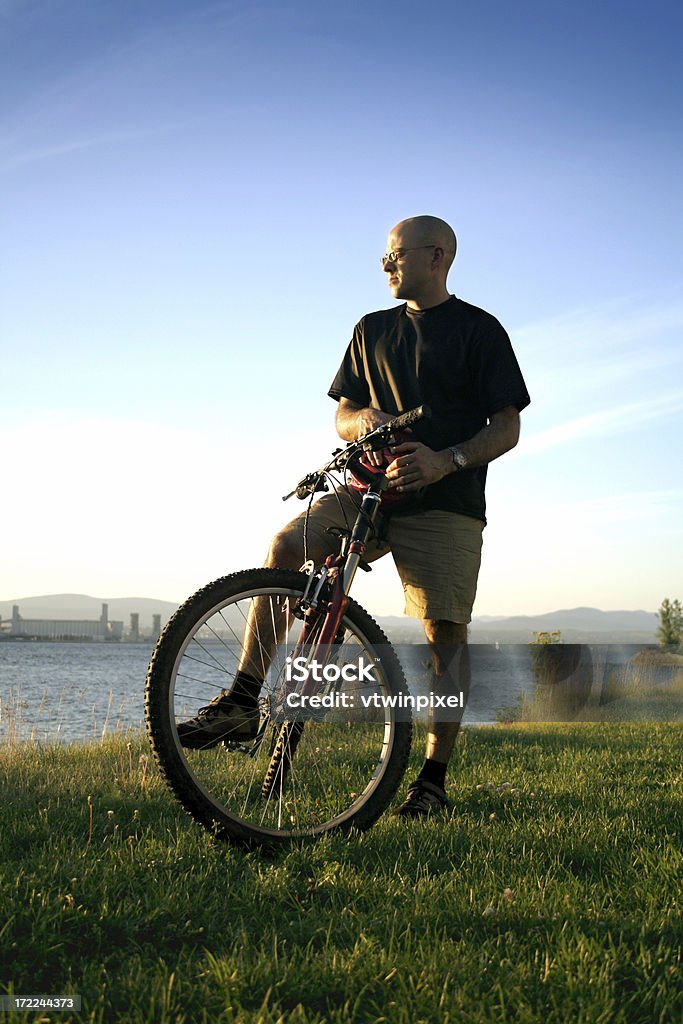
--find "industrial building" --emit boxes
[6,603,123,641]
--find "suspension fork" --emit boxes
[264,483,385,787]
[295,484,384,694]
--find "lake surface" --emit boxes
[0,642,156,744]
[0,641,677,744]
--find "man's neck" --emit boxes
[406,287,451,311]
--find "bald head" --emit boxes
[389,215,457,275]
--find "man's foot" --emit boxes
[176,691,260,749]
[393,779,448,818]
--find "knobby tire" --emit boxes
[145,568,412,847]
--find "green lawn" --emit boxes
[1,724,681,1023]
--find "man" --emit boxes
[179,215,530,818]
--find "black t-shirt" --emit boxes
[328,295,530,523]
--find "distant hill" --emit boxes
[0,594,179,632]
[363,607,658,644]
[0,595,658,643]
[469,606,658,642]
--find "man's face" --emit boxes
[382,225,435,300]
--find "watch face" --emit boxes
[451,447,466,469]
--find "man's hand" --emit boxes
[355,407,394,437]
[385,406,521,493]
[336,398,396,466]
[385,441,452,493]
[356,409,396,466]
[336,398,393,440]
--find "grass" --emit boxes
[498,655,683,725]
[0,724,681,1023]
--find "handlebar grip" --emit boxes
[388,404,431,432]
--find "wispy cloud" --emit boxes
[516,487,683,525]
[0,1,264,173]
[515,299,683,356]
[0,123,187,173]
[514,298,683,399]
[515,390,683,456]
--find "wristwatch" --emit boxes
[448,445,468,472]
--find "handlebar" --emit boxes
[283,404,431,501]
[381,404,431,434]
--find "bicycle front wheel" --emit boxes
[145,568,412,846]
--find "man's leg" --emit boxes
[178,493,387,747]
[393,619,469,816]
[422,619,469,764]
[387,509,482,817]
[177,516,338,748]
[233,520,336,685]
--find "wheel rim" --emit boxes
[164,584,399,839]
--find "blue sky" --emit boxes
[2,0,681,615]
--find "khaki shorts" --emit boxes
[280,489,484,624]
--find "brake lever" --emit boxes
[283,472,330,501]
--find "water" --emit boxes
[1,641,678,745]
[0,642,155,744]
[0,641,537,744]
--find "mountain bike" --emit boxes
[144,405,430,847]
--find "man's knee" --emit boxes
[423,619,468,646]
[423,619,469,682]
[266,528,304,569]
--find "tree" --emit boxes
[528,630,590,719]
[531,630,562,647]
[657,598,683,650]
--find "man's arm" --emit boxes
[336,398,396,466]
[335,397,395,439]
[385,405,521,494]
[454,404,520,467]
